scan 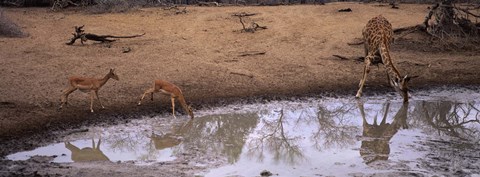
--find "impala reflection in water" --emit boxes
[65,138,109,162]
[6,94,480,176]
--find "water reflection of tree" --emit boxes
[101,122,173,161]
[413,101,480,140]
[313,103,359,150]
[358,101,409,165]
[181,113,259,163]
[247,110,303,165]
[148,119,193,150]
[411,101,480,175]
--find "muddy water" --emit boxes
[7,89,480,176]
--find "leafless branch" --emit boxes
[238,51,266,57]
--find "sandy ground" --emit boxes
[0,2,480,176]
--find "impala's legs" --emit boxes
[171,96,177,118]
[89,91,95,112]
[97,138,102,150]
[138,88,156,105]
[95,90,105,109]
[356,54,373,98]
[60,87,77,108]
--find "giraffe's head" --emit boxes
[390,75,417,102]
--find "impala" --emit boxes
[60,68,119,112]
[138,79,194,119]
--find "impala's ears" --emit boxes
[110,68,115,72]
[404,75,419,82]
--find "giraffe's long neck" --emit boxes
[379,41,402,80]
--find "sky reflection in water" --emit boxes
[7,91,480,176]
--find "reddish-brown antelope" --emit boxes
[138,79,194,119]
[60,68,119,112]
[356,15,417,102]
[65,139,109,162]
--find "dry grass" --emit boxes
[88,0,161,14]
[0,3,479,140]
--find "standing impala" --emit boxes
[138,79,194,119]
[60,68,119,112]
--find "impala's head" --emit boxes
[187,105,194,119]
[108,68,119,81]
[390,75,417,102]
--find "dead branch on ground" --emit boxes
[230,71,254,78]
[235,15,267,33]
[163,5,187,14]
[198,1,219,6]
[332,55,349,60]
[391,2,399,9]
[51,0,78,11]
[332,55,385,67]
[66,25,145,45]
[347,38,364,45]
[232,12,258,17]
[122,47,131,53]
[332,55,364,62]
[392,25,425,39]
[238,51,266,57]
[338,8,352,12]
[2,1,21,6]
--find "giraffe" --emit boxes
[356,15,416,102]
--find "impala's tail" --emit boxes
[178,94,194,119]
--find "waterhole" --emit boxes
[7,88,480,176]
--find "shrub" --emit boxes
[0,8,26,37]
[88,0,160,14]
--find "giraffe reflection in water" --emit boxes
[65,138,110,162]
[358,101,409,164]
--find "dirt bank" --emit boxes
[1,2,479,162]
